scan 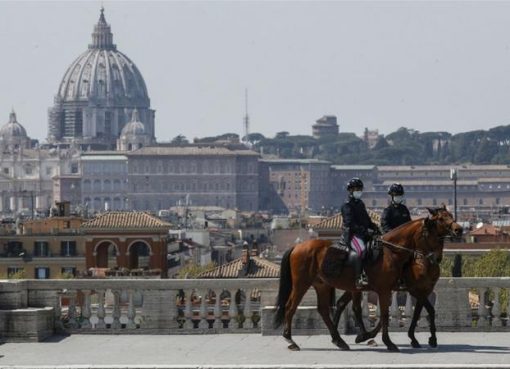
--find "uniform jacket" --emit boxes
[381,203,411,233]
[341,196,378,243]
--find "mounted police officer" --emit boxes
[341,177,380,288]
[381,183,411,233]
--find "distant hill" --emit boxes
[241,125,510,165]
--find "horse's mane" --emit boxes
[382,218,424,240]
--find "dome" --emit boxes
[0,111,27,138]
[57,8,149,104]
[121,109,146,136]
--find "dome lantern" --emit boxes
[89,7,116,50]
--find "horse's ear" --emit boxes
[441,203,447,210]
[427,207,438,216]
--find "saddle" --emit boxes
[322,238,382,278]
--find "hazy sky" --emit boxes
[2,1,510,142]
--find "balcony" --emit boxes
[1,277,510,339]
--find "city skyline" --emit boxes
[2,1,510,142]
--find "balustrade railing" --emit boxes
[1,277,509,335]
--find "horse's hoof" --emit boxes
[411,340,421,349]
[387,345,400,352]
[429,337,437,348]
[288,343,300,351]
[333,340,350,351]
[355,333,369,344]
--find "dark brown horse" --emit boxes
[333,206,460,348]
[273,205,462,352]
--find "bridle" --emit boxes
[378,213,457,263]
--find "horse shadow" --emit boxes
[300,343,510,353]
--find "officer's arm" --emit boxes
[403,206,412,222]
[341,205,353,242]
[381,207,391,233]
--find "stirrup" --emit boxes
[355,275,369,289]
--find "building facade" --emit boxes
[127,146,260,212]
[260,159,332,213]
[312,115,339,139]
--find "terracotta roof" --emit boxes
[197,256,280,278]
[312,210,380,231]
[469,224,503,236]
[81,211,171,231]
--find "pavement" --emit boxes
[0,332,510,369]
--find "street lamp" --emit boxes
[450,168,458,221]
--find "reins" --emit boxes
[378,238,426,259]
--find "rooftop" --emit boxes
[127,146,259,157]
[197,255,280,278]
[81,211,171,231]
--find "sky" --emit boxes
[2,1,510,142]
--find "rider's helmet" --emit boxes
[388,183,404,196]
[347,177,364,191]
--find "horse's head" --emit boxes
[425,204,463,240]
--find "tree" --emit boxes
[171,134,189,145]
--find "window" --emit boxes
[7,267,23,278]
[33,241,49,257]
[35,267,50,279]
[61,267,76,277]
[6,241,23,257]
[46,167,53,176]
[25,166,33,175]
[60,241,77,257]
[463,198,468,206]
[3,168,9,175]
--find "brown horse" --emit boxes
[333,206,459,349]
[273,206,462,352]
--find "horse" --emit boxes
[333,206,460,349]
[273,205,463,352]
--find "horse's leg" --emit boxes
[422,297,437,348]
[314,283,350,350]
[333,291,352,329]
[352,292,376,344]
[284,283,310,351]
[379,290,399,352]
[407,296,424,348]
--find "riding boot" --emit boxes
[354,257,368,289]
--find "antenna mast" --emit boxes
[243,88,250,143]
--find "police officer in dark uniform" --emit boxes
[381,183,411,233]
[341,177,380,288]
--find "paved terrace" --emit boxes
[1,332,510,369]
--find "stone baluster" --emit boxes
[127,290,136,329]
[390,291,399,328]
[96,290,106,329]
[229,289,238,329]
[198,290,208,329]
[244,288,253,329]
[214,289,222,329]
[55,291,65,333]
[507,289,510,327]
[81,290,92,329]
[111,290,121,329]
[491,287,502,327]
[185,289,194,329]
[478,288,488,328]
[67,291,79,329]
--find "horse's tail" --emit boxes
[273,246,294,329]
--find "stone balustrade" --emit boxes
[0,277,509,340]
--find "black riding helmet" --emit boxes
[388,183,404,196]
[347,177,364,191]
